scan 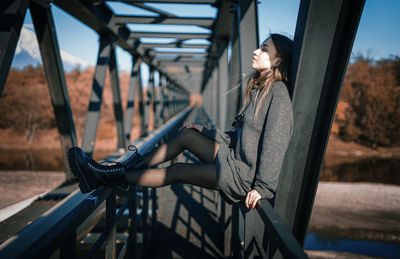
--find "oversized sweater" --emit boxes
[200,81,293,204]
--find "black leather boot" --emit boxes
[67,146,148,194]
[68,147,128,194]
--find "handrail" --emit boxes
[230,199,309,258]
[0,187,109,258]
[0,106,194,259]
[254,201,308,258]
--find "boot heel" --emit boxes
[68,147,91,193]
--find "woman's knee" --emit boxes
[177,128,198,148]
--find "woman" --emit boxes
[68,33,294,210]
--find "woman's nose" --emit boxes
[253,48,260,55]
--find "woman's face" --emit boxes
[251,38,278,72]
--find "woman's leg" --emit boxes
[124,128,221,189]
[125,163,219,190]
[142,128,220,166]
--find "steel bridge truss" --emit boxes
[0,0,365,258]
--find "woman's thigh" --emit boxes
[169,162,219,190]
[178,128,220,163]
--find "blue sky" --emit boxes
[22,0,400,73]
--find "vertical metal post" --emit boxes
[213,65,220,125]
[274,0,366,245]
[209,69,217,122]
[0,0,30,96]
[207,81,212,118]
[106,194,116,259]
[124,58,140,143]
[151,188,157,235]
[165,80,171,120]
[153,72,162,128]
[159,75,168,123]
[231,205,240,257]
[60,230,77,259]
[142,187,149,258]
[244,209,265,258]
[238,208,245,257]
[30,1,77,181]
[237,0,259,103]
[127,186,137,259]
[170,86,176,116]
[109,43,126,150]
[149,69,155,130]
[136,63,146,137]
[220,200,232,257]
[227,8,242,128]
[218,43,229,130]
[143,69,153,133]
[81,37,111,156]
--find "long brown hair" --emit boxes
[239,34,293,118]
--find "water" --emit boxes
[320,156,400,185]
[305,233,400,259]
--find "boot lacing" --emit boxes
[90,145,139,173]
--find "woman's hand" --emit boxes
[179,123,203,132]
[245,189,262,210]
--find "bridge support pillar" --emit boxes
[81,37,111,156]
[30,1,77,181]
[109,43,126,150]
[0,0,30,96]
[274,0,366,246]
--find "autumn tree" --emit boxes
[337,55,400,147]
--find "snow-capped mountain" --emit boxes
[11,25,90,72]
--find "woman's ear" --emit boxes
[272,58,281,69]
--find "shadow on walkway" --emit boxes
[150,184,224,258]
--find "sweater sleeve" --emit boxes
[253,85,293,199]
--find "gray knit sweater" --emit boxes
[200,81,293,204]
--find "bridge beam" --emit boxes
[144,68,155,133]
[124,58,140,142]
[108,0,218,4]
[275,0,366,246]
[141,42,209,49]
[129,31,210,40]
[109,43,127,150]
[0,0,30,96]
[30,1,77,181]
[52,0,190,94]
[115,15,214,28]
[82,37,112,157]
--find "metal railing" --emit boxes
[229,202,308,259]
[0,106,193,259]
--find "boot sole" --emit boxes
[67,147,92,194]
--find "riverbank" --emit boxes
[309,182,400,245]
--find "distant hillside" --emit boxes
[0,67,139,149]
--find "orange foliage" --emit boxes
[334,56,400,147]
[0,66,136,144]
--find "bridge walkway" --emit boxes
[151,184,223,258]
